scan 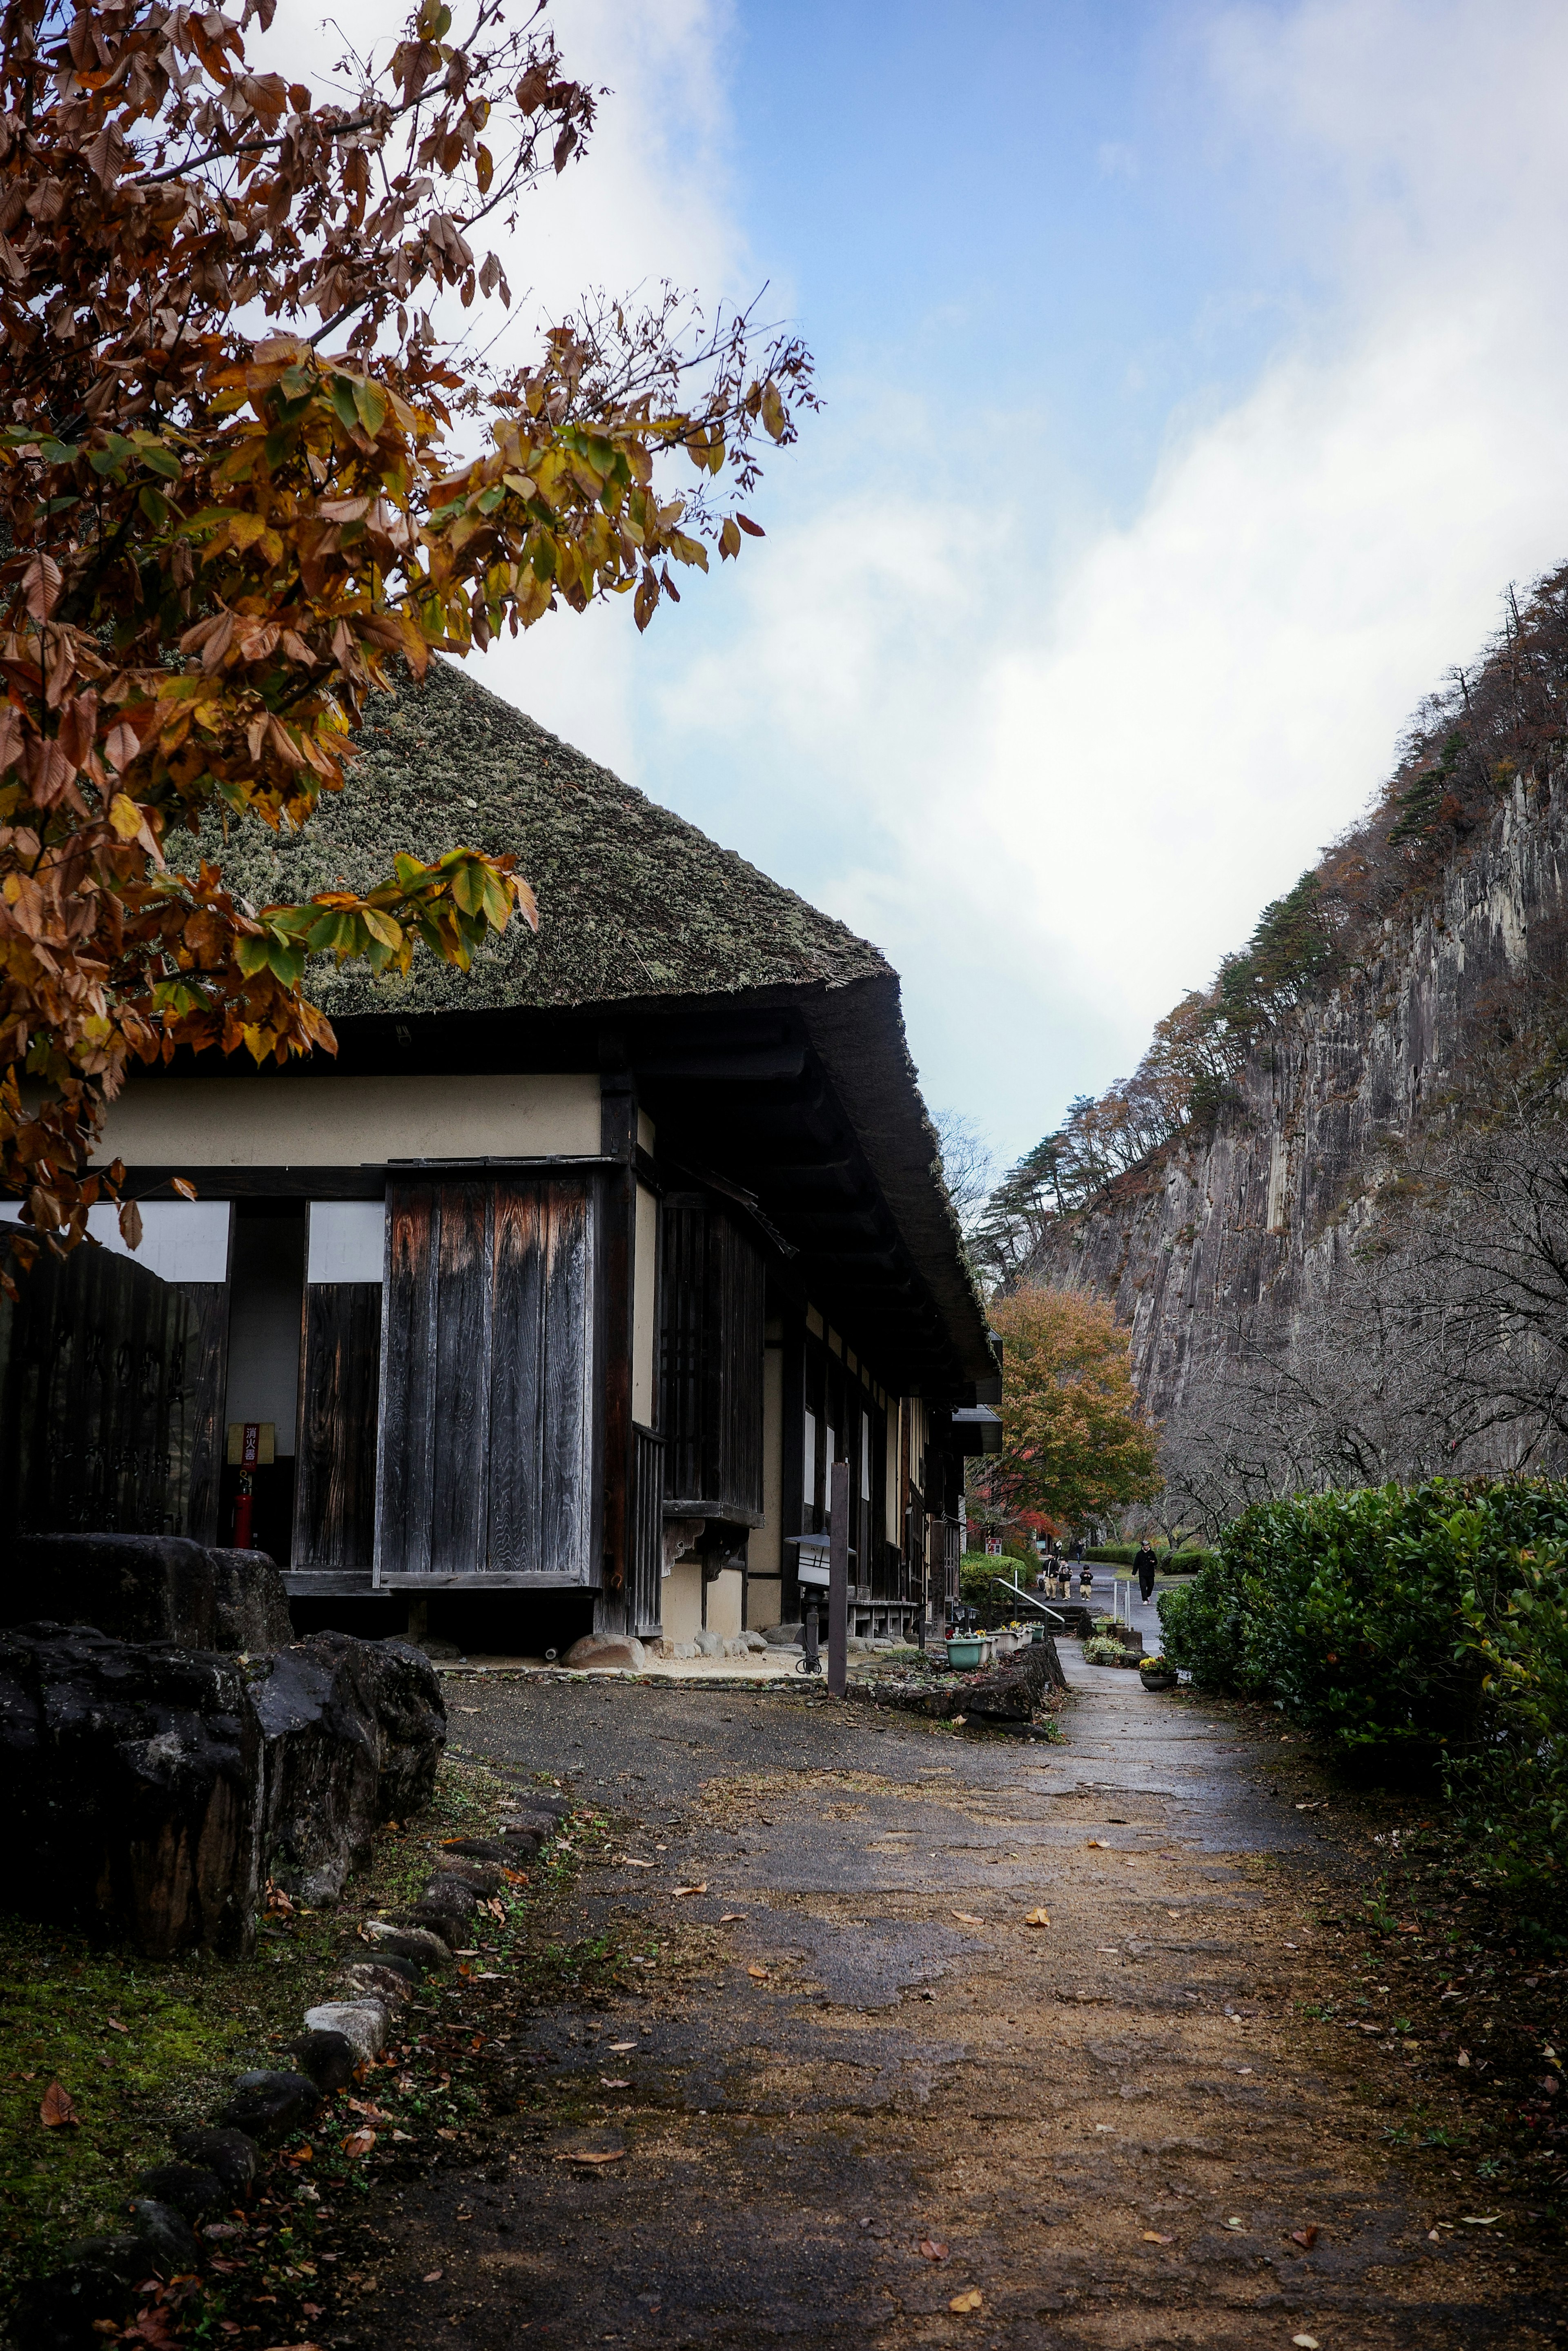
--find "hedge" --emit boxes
[1087,1543,1209,1572]
[1156,1478,1568,1899]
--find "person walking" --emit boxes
[1134,1540,1158,1606]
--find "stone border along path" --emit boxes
[260,1636,1567,2351]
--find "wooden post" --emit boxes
[828,1458,849,1698]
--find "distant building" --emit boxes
[0,661,998,1649]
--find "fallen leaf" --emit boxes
[1292,2337,1321,2349]
[105,2017,129,2034]
[619,1856,655,1868]
[1290,2226,1319,2248]
[1142,2231,1174,2244]
[1225,2216,1245,2231]
[608,2040,637,2052]
[918,2239,949,2261]
[1085,1838,1108,1849]
[391,2130,414,2144]
[951,1911,984,1926]
[436,2128,457,2141]
[747,1966,769,1981]
[1460,2213,1501,2225]
[949,2288,983,2312]
[554,2148,625,2166]
[341,2129,376,2157]
[599,2077,632,2089]
[670,1883,708,1899]
[950,1714,967,1726]
[1025,1908,1051,1928]
[720,1912,747,1922]
[39,2082,77,2128]
[423,2272,443,2284]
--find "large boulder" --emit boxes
[252,1633,444,1901]
[206,1549,295,1654]
[0,1534,294,1656]
[3,1535,218,1647]
[0,1625,261,1955]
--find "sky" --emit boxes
[274,0,1568,1173]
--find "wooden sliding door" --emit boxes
[375,1176,601,1585]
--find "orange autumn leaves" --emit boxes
[0,0,813,1270]
[982,1285,1160,1528]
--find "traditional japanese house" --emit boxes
[0,660,998,1650]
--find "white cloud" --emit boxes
[566,0,1568,1162]
[263,0,1568,1171]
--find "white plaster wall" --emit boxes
[98,1070,601,1167]
[663,1559,703,1645]
[706,1569,743,1637]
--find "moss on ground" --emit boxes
[0,1752,553,2294]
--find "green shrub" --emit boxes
[1086,1543,1209,1572]
[1156,1478,1568,1898]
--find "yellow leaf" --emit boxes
[109,793,144,840]
[951,1911,984,1926]
[949,2288,983,2313]
[1025,1908,1050,1928]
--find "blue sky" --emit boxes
[284,0,1568,1178]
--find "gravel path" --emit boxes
[336,1642,1563,2350]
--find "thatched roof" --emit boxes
[189,657,993,1387]
[203,656,888,1017]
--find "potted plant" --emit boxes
[945,1630,986,1670]
[1139,1652,1177,1691]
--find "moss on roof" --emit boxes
[193,656,889,1019]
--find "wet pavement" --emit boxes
[338,1642,1565,2351]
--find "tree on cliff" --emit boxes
[0,0,813,1280]
[976,1284,1160,1529]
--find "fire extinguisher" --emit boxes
[233,1420,261,1547]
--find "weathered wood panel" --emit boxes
[376,1184,437,1578]
[183,1282,231,1546]
[487,1184,545,1575]
[376,1177,598,1583]
[0,1243,203,1541]
[294,1283,381,1573]
[430,1182,491,1574]
[659,1194,766,1524]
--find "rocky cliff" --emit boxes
[1029,773,1568,1425]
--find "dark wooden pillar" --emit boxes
[597,1057,637,1635]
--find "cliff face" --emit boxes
[1029,775,1568,1421]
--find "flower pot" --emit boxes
[945,1636,985,1671]
[993,1631,1020,1657]
[1140,1668,1177,1691]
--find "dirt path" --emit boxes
[327,1647,1564,2351]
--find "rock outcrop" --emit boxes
[0,1623,261,1955]
[252,1633,445,1901]
[1028,777,1568,1434]
[0,1534,292,1654]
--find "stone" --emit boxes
[303,1999,388,2063]
[673,1641,696,1660]
[216,2070,322,2146]
[429,1853,504,1894]
[3,1534,218,1647]
[135,2163,228,2221]
[692,1628,721,1658]
[171,2127,260,2200]
[410,1872,479,1942]
[762,1623,804,1647]
[334,1959,415,2006]
[742,1630,768,1653]
[127,2199,201,2273]
[288,2028,360,2093]
[205,1549,294,1654]
[361,1919,452,1970]
[0,1624,261,1956]
[252,1632,445,1901]
[562,1632,646,1672]
[438,1837,514,1863]
[11,2237,150,2350]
